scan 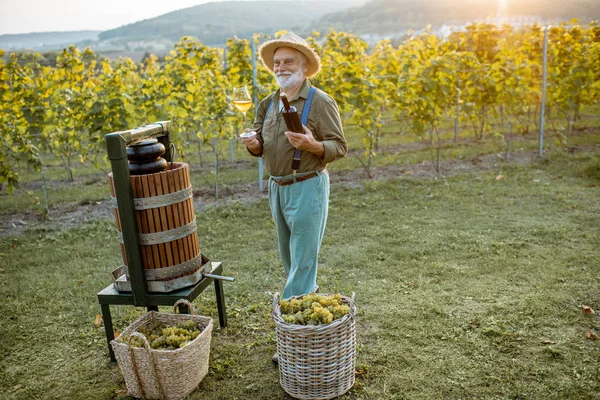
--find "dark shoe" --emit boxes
[315,285,320,293]
[272,351,278,364]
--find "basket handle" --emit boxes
[349,292,356,318]
[173,299,196,315]
[127,332,166,400]
[272,292,281,311]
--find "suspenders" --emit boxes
[265,86,317,174]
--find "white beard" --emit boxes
[275,68,304,90]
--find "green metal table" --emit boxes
[97,262,227,362]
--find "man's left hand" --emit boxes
[285,125,325,157]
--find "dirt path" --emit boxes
[0,148,553,238]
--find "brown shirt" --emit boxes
[250,79,347,177]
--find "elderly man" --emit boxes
[241,32,347,305]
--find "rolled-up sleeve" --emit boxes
[246,95,272,157]
[314,95,347,164]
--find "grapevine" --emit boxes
[1,22,599,190]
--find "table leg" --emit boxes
[214,278,227,328]
[101,304,116,362]
[147,305,159,312]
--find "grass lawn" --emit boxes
[1,149,599,399]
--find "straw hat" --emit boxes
[259,32,321,78]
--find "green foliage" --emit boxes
[225,37,252,88]
[2,21,600,190]
[547,23,600,146]
[314,30,383,171]
[44,46,99,181]
[396,32,458,136]
[0,50,42,192]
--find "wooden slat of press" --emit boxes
[108,175,127,266]
[160,170,178,281]
[155,171,174,271]
[131,176,146,270]
[179,165,193,278]
[181,164,195,278]
[184,165,201,276]
[134,175,152,270]
[166,167,182,266]
[184,165,199,257]
[147,173,167,269]
[181,165,194,263]
[131,176,144,235]
[169,165,184,267]
[174,166,191,263]
[142,174,160,270]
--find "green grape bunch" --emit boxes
[121,319,204,350]
[280,293,350,326]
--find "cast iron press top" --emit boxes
[126,138,168,175]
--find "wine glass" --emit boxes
[232,86,253,123]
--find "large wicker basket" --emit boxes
[272,292,357,400]
[111,300,213,400]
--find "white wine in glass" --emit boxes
[232,86,253,121]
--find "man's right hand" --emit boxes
[240,129,262,155]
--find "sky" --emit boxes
[0,0,218,35]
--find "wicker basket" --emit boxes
[111,300,213,400]
[272,292,357,400]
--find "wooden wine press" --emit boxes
[97,121,233,361]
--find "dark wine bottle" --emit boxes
[280,93,304,133]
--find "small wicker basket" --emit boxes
[272,292,357,400]
[111,300,213,400]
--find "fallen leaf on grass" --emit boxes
[582,305,596,315]
[0,269,5,273]
[94,314,103,328]
[586,331,599,340]
[541,339,556,344]
[115,331,121,339]
[355,369,365,375]
[496,175,504,181]
[404,171,413,175]
[76,280,84,285]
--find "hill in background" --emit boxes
[316,0,600,36]
[0,31,101,51]
[98,0,364,46]
[2,0,599,57]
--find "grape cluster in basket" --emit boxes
[280,293,349,325]
[122,320,203,350]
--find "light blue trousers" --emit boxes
[268,171,329,299]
